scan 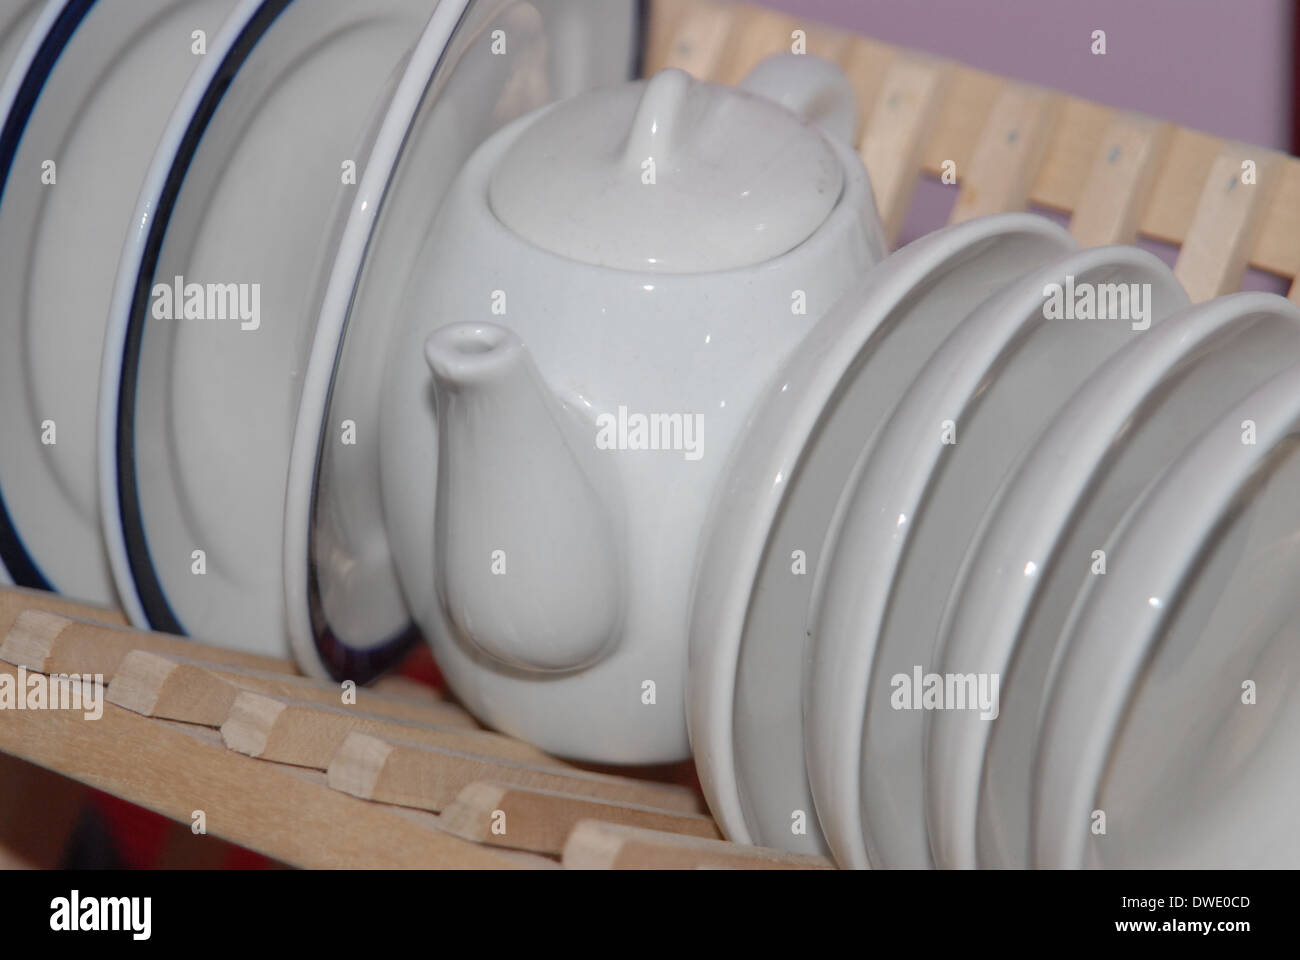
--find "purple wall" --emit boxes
[758,0,1295,288]
[761,0,1294,149]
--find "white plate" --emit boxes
[0,0,41,83]
[0,0,234,600]
[284,0,641,679]
[806,244,1187,868]
[688,213,1076,853]
[99,0,440,654]
[1033,362,1300,868]
[927,292,1300,869]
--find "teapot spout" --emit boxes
[424,323,623,672]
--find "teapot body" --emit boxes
[381,85,885,762]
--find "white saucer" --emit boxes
[1033,362,1300,868]
[98,0,443,655]
[0,0,234,601]
[927,292,1300,868]
[687,213,1076,853]
[806,244,1186,868]
[283,0,641,679]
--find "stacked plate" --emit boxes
[3,0,1297,870]
[689,216,1300,868]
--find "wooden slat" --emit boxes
[562,820,833,870]
[0,661,533,868]
[839,36,897,143]
[1174,145,1283,301]
[0,586,126,635]
[655,0,734,79]
[920,64,1004,178]
[949,82,1062,223]
[220,690,562,770]
[858,53,951,245]
[1069,112,1173,246]
[1,609,296,680]
[327,731,706,815]
[715,4,797,85]
[642,0,691,75]
[106,649,476,730]
[439,781,721,855]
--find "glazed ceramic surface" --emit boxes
[688,214,1076,853]
[99,0,439,654]
[806,245,1187,868]
[0,0,234,601]
[379,58,888,763]
[1033,363,1300,868]
[0,0,41,83]
[285,0,641,681]
[927,292,1300,869]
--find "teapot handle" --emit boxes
[739,52,858,147]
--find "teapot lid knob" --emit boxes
[487,66,845,274]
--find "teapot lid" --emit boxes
[488,68,844,274]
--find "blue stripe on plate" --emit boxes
[0,0,98,591]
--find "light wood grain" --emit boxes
[220,690,561,770]
[642,0,691,75]
[1069,113,1173,247]
[0,661,532,868]
[858,53,951,245]
[839,36,896,143]
[949,82,1062,223]
[0,586,126,636]
[655,0,734,79]
[1174,145,1283,301]
[106,649,476,729]
[562,820,832,870]
[439,781,721,855]
[327,731,706,815]
[1,609,296,681]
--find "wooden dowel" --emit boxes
[106,649,475,729]
[715,5,799,86]
[439,781,721,855]
[561,820,833,870]
[858,53,951,246]
[654,0,734,79]
[949,82,1062,224]
[327,731,706,816]
[1174,144,1282,301]
[1,609,297,680]
[642,0,692,76]
[1069,112,1173,247]
[0,585,126,636]
[0,662,532,868]
[220,690,561,770]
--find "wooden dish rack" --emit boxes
[2,0,1298,870]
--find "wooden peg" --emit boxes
[327,731,706,815]
[561,820,834,869]
[1174,144,1281,301]
[0,585,126,637]
[440,781,721,855]
[642,0,692,76]
[839,37,898,144]
[858,54,951,246]
[715,5,799,86]
[1069,112,1172,246]
[949,83,1062,224]
[106,648,475,729]
[654,0,735,80]
[220,690,560,770]
[1,609,295,680]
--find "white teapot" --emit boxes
[380,55,886,763]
